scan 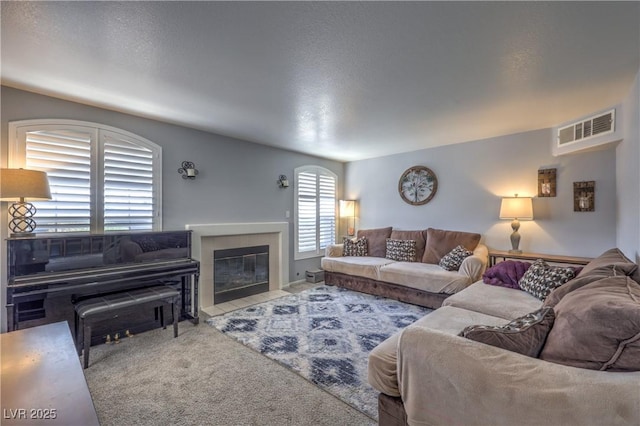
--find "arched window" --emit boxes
[294,166,337,259]
[8,119,162,233]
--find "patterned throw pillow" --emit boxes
[459,307,555,358]
[518,259,577,301]
[438,245,473,271]
[385,239,416,262]
[343,237,368,256]
[135,237,159,253]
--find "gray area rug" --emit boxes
[84,319,375,426]
[208,285,432,420]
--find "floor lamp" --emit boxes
[339,200,357,237]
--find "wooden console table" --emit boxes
[1,321,100,425]
[488,250,593,267]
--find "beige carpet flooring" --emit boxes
[84,307,376,425]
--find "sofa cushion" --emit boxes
[385,238,416,262]
[422,228,481,264]
[342,237,368,256]
[540,276,640,371]
[544,247,639,307]
[438,245,473,271]
[390,230,426,261]
[544,266,618,308]
[368,305,509,397]
[578,248,637,277]
[459,307,555,358]
[518,259,577,301]
[357,227,393,258]
[482,260,531,289]
[443,281,542,320]
[378,262,473,294]
[320,256,395,280]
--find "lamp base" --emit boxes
[509,219,522,254]
[10,232,36,238]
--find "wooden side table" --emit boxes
[1,321,100,425]
[488,250,593,267]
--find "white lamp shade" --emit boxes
[0,168,52,200]
[339,200,356,218]
[499,196,533,220]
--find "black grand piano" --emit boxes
[6,230,199,342]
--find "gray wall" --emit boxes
[617,71,640,262]
[345,128,618,258]
[0,86,344,329]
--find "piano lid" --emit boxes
[6,230,192,281]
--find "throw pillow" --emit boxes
[390,230,426,262]
[422,228,481,264]
[438,245,473,271]
[385,239,416,262]
[342,237,368,257]
[357,227,392,258]
[539,276,640,371]
[135,237,159,253]
[482,260,531,289]
[459,307,555,358]
[518,259,577,301]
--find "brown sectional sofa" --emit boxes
[321,227,488,309]
[368,248,640,426]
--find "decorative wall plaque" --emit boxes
[538,168,556,197]
[574,181,595,212]
[398,166,438,205]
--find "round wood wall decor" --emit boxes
[398,166,438,205]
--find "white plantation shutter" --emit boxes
[103,131,155,231]
[9,120,161,233]
[295,166,337,259]
[318,174,336,249]
[25,128,93,233]
[297,171,318,254]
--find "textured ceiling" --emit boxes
[2,2,639,162]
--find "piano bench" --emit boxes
[74,286,180,369]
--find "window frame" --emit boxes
[8,119,162,233]
[294,165,337,260]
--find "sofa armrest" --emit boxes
[397,326,640,426]
[324,243,344,257]
[458,243,488,281]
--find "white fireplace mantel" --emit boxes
[185,222,290,308]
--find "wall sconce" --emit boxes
[339,200,357,237]
[178,161,198,179]
[499,194,533,253]
[277,175,289,188]
[0,168,52,237]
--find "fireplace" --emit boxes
[186,222,289,310]
[214,245,269,304]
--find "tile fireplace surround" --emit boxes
[185,222,290,311]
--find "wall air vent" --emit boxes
[557,109,614,146]
[552,106,621,156]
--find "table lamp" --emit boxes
[499,194,533,253]
[0,168,52,236]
